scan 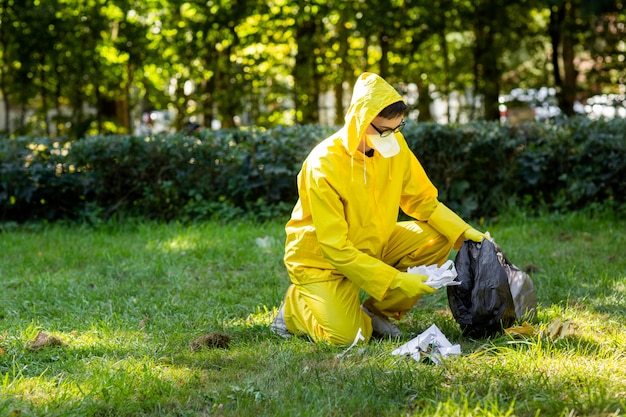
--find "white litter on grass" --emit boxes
[255,236,274,249]
[337,327,366,358]
[391,324,461,365]
[407,259,461,289]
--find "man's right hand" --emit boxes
[389,272,437,298]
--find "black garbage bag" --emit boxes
[497,246,537,322]
[447,239,530,338]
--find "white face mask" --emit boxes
[366,133,400,158]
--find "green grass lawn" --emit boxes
[1,210,625,416]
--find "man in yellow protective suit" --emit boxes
[271,72,487,346]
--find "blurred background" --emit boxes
[0,0,624,139]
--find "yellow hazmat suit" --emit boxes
[280,72,475,346]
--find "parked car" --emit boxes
[134,109,176,136]
[584,94,626,120]
[499,87,561,124]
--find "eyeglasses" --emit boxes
[370,120,405,137]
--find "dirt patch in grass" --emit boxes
[29,332,65,350]
[190,332,232,351]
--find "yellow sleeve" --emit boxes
[399,152,439,220]
[427,203,471,250]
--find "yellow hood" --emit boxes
[342,72,405,154]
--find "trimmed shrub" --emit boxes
[0,118,624,223]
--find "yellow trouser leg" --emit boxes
[364,221,452,321]
[283,279,373,346]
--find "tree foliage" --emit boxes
[0,0,623,138]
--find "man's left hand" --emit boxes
[464,227,489,242]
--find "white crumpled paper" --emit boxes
[391,324,461,365]
[407,259,461,289]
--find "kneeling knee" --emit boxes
[321,325,371,346]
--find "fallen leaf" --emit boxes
[505,321,537,337]
[542,318,574,341]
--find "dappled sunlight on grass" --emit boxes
[155,235,202,253]
[2,357,206,414]
[591,276,626,318]
[1,216,625,416]
[3,375,84,411]
[466,338,626,412]
[226,305,277,328]
[1,325,228,415]
[537,302,626,349]
[142,222,285,258]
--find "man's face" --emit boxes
[367,115,404,137]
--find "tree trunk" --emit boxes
[95,85,102,135]
[124,62,133,133]
[549,5,563,87]
[333,82,343,126]
[379,32,390,78]
[561,2,578,116]
[294,18,319,124]
[334,13,350,125]
[40,55,50,136]
[55,66,63,136]
[220,27,242,128]
[549,1,578,116]
[1,86,8,134]
[416,78,433,122]
[439,29,451,123]
[473,2,501,121]
[0,2,9,135]
[482,49,501,121]
[0,65,9,134]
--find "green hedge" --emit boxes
[404,118,626,219]
[1,118,624,223]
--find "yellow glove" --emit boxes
[389,272,437,298]
[464,227,489,242]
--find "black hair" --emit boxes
[378,101,408,119]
